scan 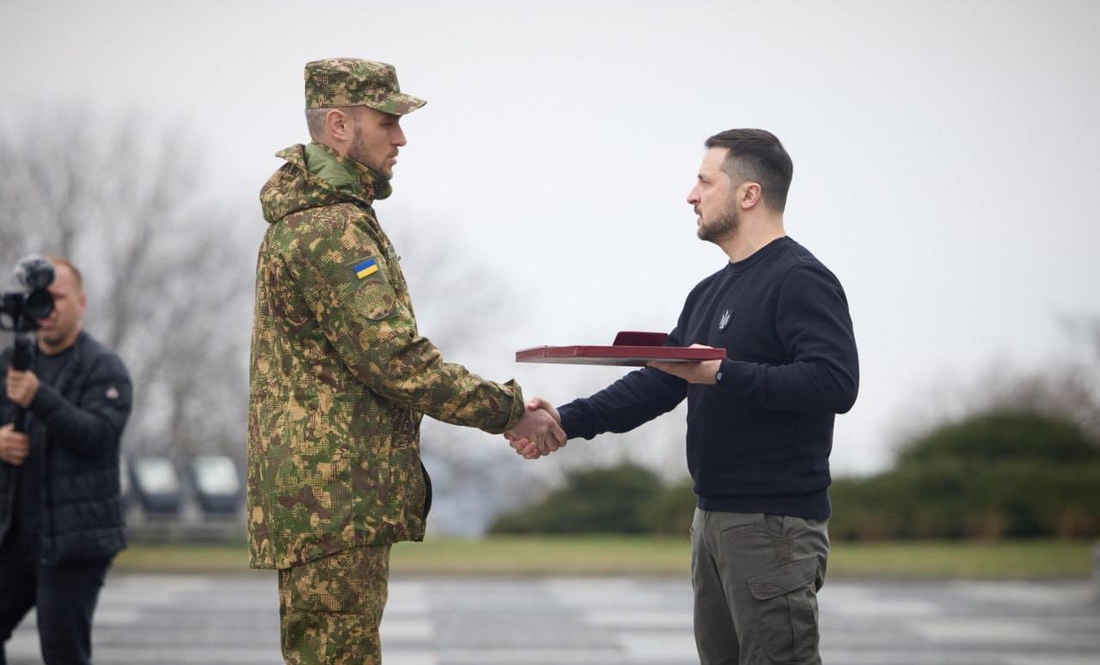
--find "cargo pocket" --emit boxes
[746,556,820,663]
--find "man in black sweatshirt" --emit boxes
[509,129,858,665]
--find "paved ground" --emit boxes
[6,574,1099,664]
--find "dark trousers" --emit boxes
[691,509,829,665]
[0,555,112,665]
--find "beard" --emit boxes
[349,126,392,181]
[697,205,739,243]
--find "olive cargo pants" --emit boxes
[691,509,829,665]
[279,544,392,665]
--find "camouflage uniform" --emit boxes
[248,59,525,664]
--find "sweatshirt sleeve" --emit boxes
[715,262,859,414]
[286,220,524,434]
[558,323,689,440]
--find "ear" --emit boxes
[77,291,87,318]
[739,182,763,210]
[325,109,352,142]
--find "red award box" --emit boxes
[516,331,725,367]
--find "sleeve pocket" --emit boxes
[353,275,397,321]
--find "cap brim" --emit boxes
[366,93,427,116]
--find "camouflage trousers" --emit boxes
[278,544,392,665]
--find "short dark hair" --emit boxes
[704,129,793,212]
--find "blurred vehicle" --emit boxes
[190,455,242,514]
[129,456,183,514]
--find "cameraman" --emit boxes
[0,257,131,665]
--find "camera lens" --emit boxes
[24,290,54,321]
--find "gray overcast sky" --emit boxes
[3,0,1098,475]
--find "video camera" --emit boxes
[1,255,56,335]
[1,255,55,431]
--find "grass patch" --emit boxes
[827,540,1093,579]
[391,536,690,576]
[115,541,258,575]
[113,537,1095,579]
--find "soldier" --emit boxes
[248,58,563,664]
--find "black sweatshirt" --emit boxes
[558,237,859,521]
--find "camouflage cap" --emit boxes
[304,58,426,115]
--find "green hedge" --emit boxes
[830,410,1100,540]
[489,463,666,535]
[489,410,1100,540]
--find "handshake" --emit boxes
[499,353,720,460]
[503,397,565,460]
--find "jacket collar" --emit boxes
[261,144,390,224]
[303,142,393,202]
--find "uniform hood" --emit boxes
[259,144,389,224]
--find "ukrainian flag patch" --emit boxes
[353,257,380,279]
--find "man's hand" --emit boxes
[505,397,566,459]
[5,369,40,408]
[0,424,29,466]
[648,344,723,385]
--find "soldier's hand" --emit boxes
[0,424,30,466]
[505,398,566,459]
[5,368,40,408]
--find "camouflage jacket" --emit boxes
[248,142,524,569]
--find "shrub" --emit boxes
[488,462,663,535]
[643,478,696,535]
[831,409,1100,541]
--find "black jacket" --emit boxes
[0,331,132,564]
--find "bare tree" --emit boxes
[0,107,252,465]
[889,318,1100,459]
[381,222,553,533]
[0,107,584,533]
